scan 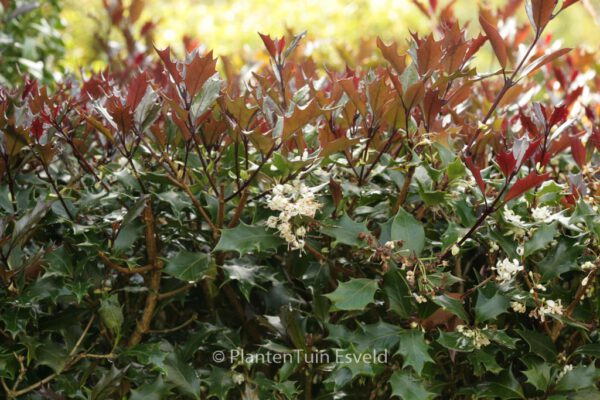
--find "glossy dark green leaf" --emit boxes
[163,251,211,282]
[214,222,283,255]
[325,278,379,311]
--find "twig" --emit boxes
[127,198,162,347]
[98,251,155,275]
[148,314,197,334]
[157,283,196,300]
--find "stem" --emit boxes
[37,154,75,221]
[127,198,162,347]
[392,165,416,214]
[3,153,17,213]
[468,33,541,150]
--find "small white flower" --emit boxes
[413,293,427,303]
[456,325,491,349]
[265,181,322,251]
[511,301,526,313]
[504,208,524,225]
[516,246,524,256]
[581,261,596,271]
[493,258,523,284]
[489,241,499,251]
[582,276,589,286]
[557,364,573,380]
[531,298,564,322]
[451,245,460,256]
[531,206,553,222]
[535,283,547,292]
[266,216,279,228]
[232,372,245,385]
[384,241,395,249]
[406,270,415,285]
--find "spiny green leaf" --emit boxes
[325,278,379,311]
[395,330,434,375]
[320,213,369,247]
[475,290,509,322]
[391,208,425,256]
[163,251,211,282]
[214,222,283,255]
[389,370,435,399]
[432,294,469,321]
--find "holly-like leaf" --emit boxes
[395,330,434,375]
[389,371,435,399]
[479,15,507,69]
[524,222,557,256]
[377,37,406,75]
[163,352,201,399]
[281,100,320,140]
[391,208,425,256]
[383,269,413,318]
[214,222,283,255]
[321,214,369,247]
[325,278,379,311]
[476,369,525,400]
[184,50,217,99]
[536,238,582,280]
[163,251,211,282]
[205,366,234,400]
[432,294,469,321]
[126,72,149,110]
[522,358,552,391]
[475,290,509,322]
[155,46,182,84]
[555,364,599,393]
[339,77,367,117]
[504,173,550,203]
[516,330,557,361]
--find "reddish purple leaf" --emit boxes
[259,32,277,59]
[465,156,486,195]
[155,46,182,84]
[549,104,568,127]
[496,151,516,177]
[31,118,44,140]
[504,172,551,202]
[570,136,586,168]
[126,72,148,110]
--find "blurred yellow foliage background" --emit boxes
[61,0,599,71]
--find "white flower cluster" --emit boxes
[493,258,523,284]
[266,181,321,251]
[504,209,524,225]
[531,206,553,222]
[557,364,573,380]
[510,301,527,313]
[530,299,564,322]
[456,325,491,349]
[581,261,596,271]
[413,293,427,303]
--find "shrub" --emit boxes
[1,0,599,399]
[0,0,64,86]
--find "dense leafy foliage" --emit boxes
[1,0,600,399]
[0,0,64,86]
